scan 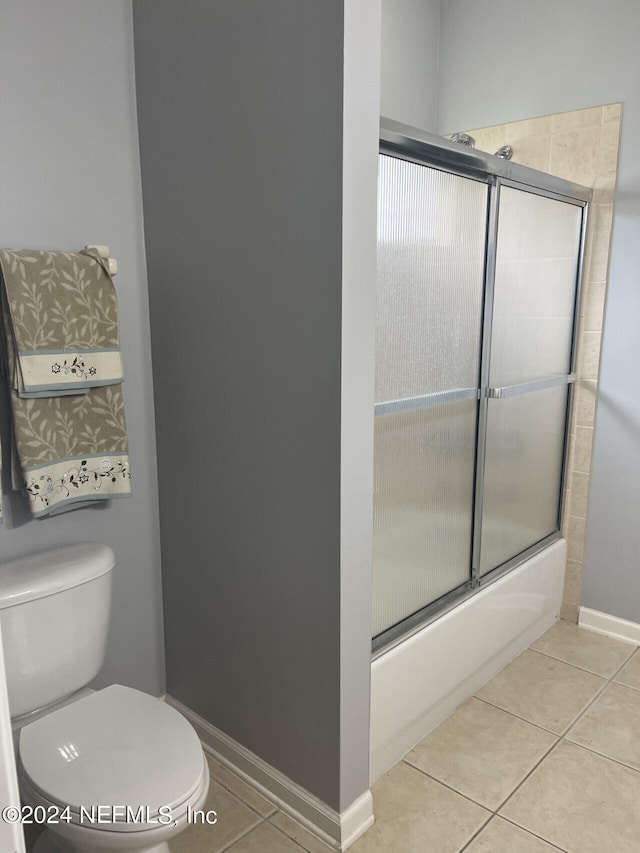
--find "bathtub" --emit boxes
[369,538,565,784]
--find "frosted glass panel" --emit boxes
[479,385,568,575]
[376,155,487,402]
[490,188,582,386]
[373,401,478,637]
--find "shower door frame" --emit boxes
[373,119,591,656]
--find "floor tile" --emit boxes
[500,741,640,853]
[476,649,604,733]
[405,697,556,810]
[269,812,333,853]
[349,762,489,853]
[225,821,305,852]
[463,816,565,852]
[531,620,636,676]
[614,647,640,691]
[170,779,261,853]
[567,681,640,770]
[207,755,277,817]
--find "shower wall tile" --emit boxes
[464,104,621,627]
[507,115,553,140]
[549,127,600,186]
[568,472,590,519]
[573,426,594,474]
[582,283,607,331]
[577,330,602,380]
[574,380,597,427]
[551,106,603,133]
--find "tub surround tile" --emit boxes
[476,649,604,734]
[405,697,556,811]
[560,602,579,624]
[500,741,640,853]
[551,107,603,134]
[577,330,601,381]
[585,227,613,282]
[171,779,262,853]
[464,816,566,853]
[567,682,640,770]
[582,283,606,332]
[565,515,586,563]
[574,380,597,428]
[567,471,589,518]
[562,559,583,605]
[463,125,508,155]
[206,757,277,818]
[531,621,635,677]
[268,813,333,853]
[615,649,640,692]
[597,120,622,177]
[510,136,551,172]
[549,127,599,186]
[572,427,594,474]
[603,102,622,123]
[225,822,307,853]
[349,762,489,853]
[507,115,554,140]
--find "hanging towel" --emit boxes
[0,248,131,518]
[0,248,124,398]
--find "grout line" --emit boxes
[218,817,268,853]
[400,759,493,815]
[493,814,571,853]
[269,817,330,853]
[473,694,563,736]
[561,735,640,776]
[527,645,635,680]
[492,736,564,816]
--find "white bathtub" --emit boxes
[369,539,565,784]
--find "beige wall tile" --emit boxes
[602,103,622,123]
[563,559,583,605]
[593,175,617,204]
[566,515,586,562]
[549,127,599,186]
[574,380,597,428]
[591,202,613,232]
[573,426,594,474]
[582,283,607,332]
[597,120,622,177]
[586,228,612,282]
[511,136,551,173]
[507,115,553,140]
[465,124,508,155]
[568,471,590,518]
[577,330,602,380]
[560,601,580,623]
[551,106,603,134]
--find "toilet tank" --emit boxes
[0,543,114,719]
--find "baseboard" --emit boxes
[165,695,373,852]
[578,607,640,645]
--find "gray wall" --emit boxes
[134,0,375,811]
[0,0,165,695]
[436,0,640,621]
[381,0,440,131]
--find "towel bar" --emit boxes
[84,244,118,276]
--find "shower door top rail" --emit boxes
[380,117,592,204]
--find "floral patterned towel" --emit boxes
[0,248,123,398]
[0,248,131,518]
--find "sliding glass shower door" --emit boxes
[372,156,487,637]
[372,127,589,649]
[478,187,583,575]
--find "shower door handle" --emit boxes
[486,374,577,400]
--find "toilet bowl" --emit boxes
[0,544,211,853]
[18,685,209,853]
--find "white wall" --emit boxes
[0,0,165,695]
[380,0,440,131]
[435,0,640,623]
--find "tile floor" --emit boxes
[25,620,640,853]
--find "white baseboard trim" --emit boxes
[578,607,640,646]
[165,695,373,852]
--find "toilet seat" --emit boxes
[19,684,207,832]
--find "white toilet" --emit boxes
[0,543,210,853]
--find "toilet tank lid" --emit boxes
[0,543,115,609]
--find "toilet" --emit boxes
[0,543,209,853]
